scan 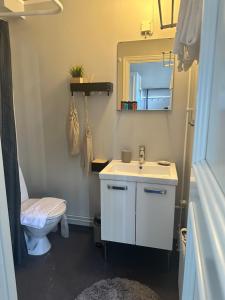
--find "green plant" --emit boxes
[70,65,84,78]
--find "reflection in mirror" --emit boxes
[130,61,173,110]
[117,38,175,111]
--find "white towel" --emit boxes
[82,96,93,175]
[83,126,94,175]
[174,0,203,71]
[21,197,65,229]
[68,95,80,156]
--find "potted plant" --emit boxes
[70,65,85,83]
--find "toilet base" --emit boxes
[25,234,51,256]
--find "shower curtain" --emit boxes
[0,20,27,265]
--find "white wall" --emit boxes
[9,0,189,226]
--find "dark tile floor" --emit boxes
[16,225,179,300]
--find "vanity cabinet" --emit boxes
[101,180,176,251]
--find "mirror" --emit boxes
[117,38,175,111]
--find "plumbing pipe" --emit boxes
[179,68,193,229]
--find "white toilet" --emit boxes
[19,168,68,256]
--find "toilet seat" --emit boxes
[21,198,66,226]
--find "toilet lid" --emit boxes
[21,198,66,219]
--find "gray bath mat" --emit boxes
[75,278,160,300]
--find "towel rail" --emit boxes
[0,0,63,18]
[158,0,177,30]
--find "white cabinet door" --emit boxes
[101,180,136,244]
[136,183,175,250]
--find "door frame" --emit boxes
[0,139,18,300]
[182,0,225,299]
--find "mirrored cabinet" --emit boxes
[117,38,175,112]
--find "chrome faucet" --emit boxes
[139,145,145,168]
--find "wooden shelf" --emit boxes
[70,82,113,96]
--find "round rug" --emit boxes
[75,278,160,300]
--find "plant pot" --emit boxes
[70,77,84,83]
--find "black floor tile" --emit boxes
[16,225,179,300]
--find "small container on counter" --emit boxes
[121,101,129,110]
[132,101,137,111]
[121,101,137,111]
[121,101,125,110]
[128,101,133,110]
[121,150,132,163]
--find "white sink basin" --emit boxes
[99,160,178,185]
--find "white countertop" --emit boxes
[99,160,178,186]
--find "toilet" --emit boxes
[19,168,68,256]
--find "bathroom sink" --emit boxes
[99,160,178,185]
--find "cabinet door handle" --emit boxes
[144,188,167,195]
[107,185,128,191]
